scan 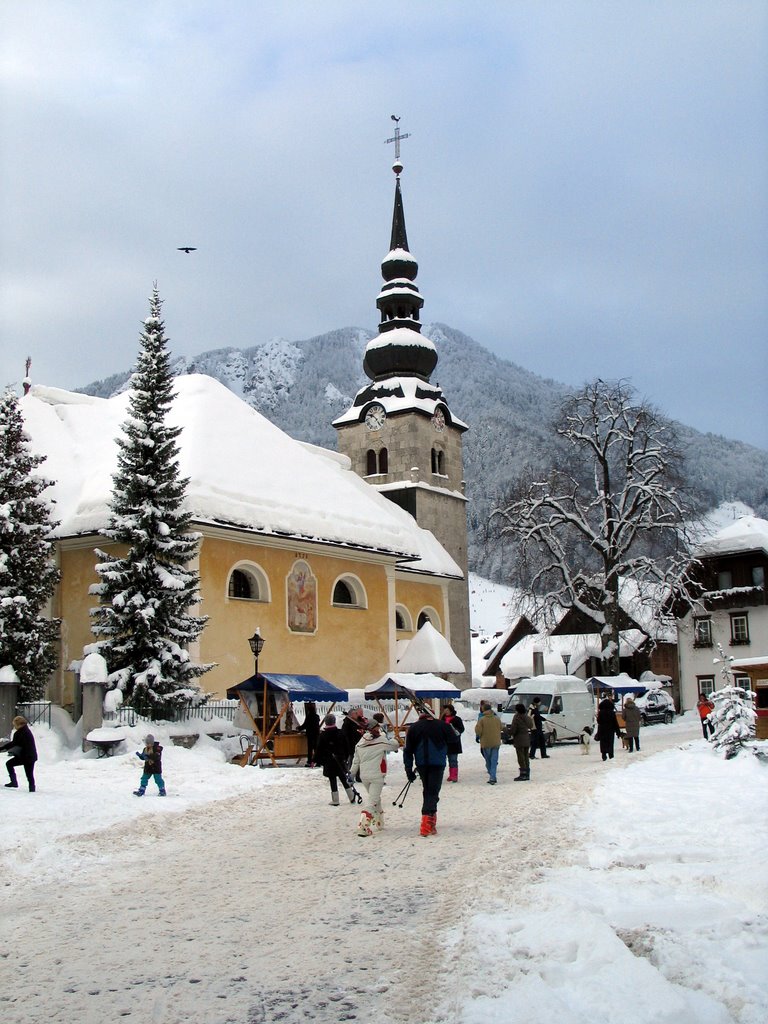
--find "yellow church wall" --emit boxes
[51,530,450,707]
[394,575,448,638]
[198,532,399,695]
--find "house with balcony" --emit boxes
[676,515,768,711]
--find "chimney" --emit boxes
[533,651,544,676]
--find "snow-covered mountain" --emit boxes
[80,323,768,578]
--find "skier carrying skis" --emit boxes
[350,722,399,836]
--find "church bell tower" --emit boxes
[333,126,471,686]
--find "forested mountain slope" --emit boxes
[80,323,768,579]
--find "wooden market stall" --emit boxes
[226,673,348,767]
[364,672,462,745]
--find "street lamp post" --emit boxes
[561,652,571,676]
[248,628,265,678]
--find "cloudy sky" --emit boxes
[1,2,766,447]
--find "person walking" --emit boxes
[314,714,356,806]
[474,701,502,784]
[3,716,38,792]
[299,701,321,767]
[440,704,464,782]
[403,709,457,837]
[350,722,399,836]
[528,697,550,760]
[595,698,622,761]
[341,708,368,768]
[134,734,166,796]
[623,697,641,752]
[508,703,535,781]
[697,693,715,739]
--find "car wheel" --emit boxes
[547,730,556,747]
[664,711,673,724]
[640,713,647,726]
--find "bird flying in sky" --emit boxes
[177,247,197,253]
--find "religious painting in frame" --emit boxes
[287,559,317,634]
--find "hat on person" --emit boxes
[144,734,155,744]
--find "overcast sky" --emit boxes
[1,2,766,448]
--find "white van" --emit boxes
[499,675,595,744]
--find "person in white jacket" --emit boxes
[350,723,399,837]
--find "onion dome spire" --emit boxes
[363,138,437,382]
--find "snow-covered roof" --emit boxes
[695,515,768,558]
[395,620,465,674]
[499,630,647,680]
[21,375,461,578]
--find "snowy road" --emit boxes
[0,719,705,1024]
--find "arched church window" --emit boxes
[227,564,270,603]
[366,450,377,476]
[332,575,367,609]
[417,608,441,631]
[395,605,412,632]
[379,448,388,474]
[431,448,437,474]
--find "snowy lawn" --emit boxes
[0,713,766,1024]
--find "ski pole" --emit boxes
[392,780,412,807]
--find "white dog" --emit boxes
[579,725,593,754]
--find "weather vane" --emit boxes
[385,115,411,165]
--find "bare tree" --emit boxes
[493,379,699,674]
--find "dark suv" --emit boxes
[635,691,675,725]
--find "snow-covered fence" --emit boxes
[16,701,52,728]
[103,700,240,728]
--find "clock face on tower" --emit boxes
[431,408,446,432]
[364,404,386,431]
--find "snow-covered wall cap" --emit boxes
[80,651,108,684]
[0,665,20,685]
[384,247,416,263]
[695,515,768,557]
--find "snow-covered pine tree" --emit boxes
[709,642,756,759]
[89,287,211,719]
[0,388,60,701]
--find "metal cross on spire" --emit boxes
[385,115,411,164]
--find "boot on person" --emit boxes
[345,785,358,804]
[133,787,146,796]
[428,813,438,835]
[329,790,340,806]
[448,766,458,783]
[357,811,374,837]
[420,814,431,837]
[373,810,384,830]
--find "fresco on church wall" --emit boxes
[287,559,317,633]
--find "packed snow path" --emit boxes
[0,719,739,1023]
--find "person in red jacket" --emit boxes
[697,693,715,739]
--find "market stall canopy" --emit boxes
[395,621,465,674]
[365,672,462,699]
[226,673,348,702]
[587,675,646,697]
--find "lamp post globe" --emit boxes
[561,652,571,675]
[248,629,265,676]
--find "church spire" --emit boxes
[363,123,436,382]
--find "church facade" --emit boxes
[23,146,471,710]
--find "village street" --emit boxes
[0,717,700,1024]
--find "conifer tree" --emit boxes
[709,643,756,759]
[90,287,211,719]
[0,388,60,701]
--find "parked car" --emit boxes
[634,690,675,725]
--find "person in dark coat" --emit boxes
[508,703,535,781]
[528,697,550,760]
[622,697,641,752]
[403,711,457,836]
[340,708,368,768]
[134,734,165,796]
[595,699,622,761]
[298,701,321,767]
[314,714,356,806]
[440,704,464,783]
[3,716,38,792]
